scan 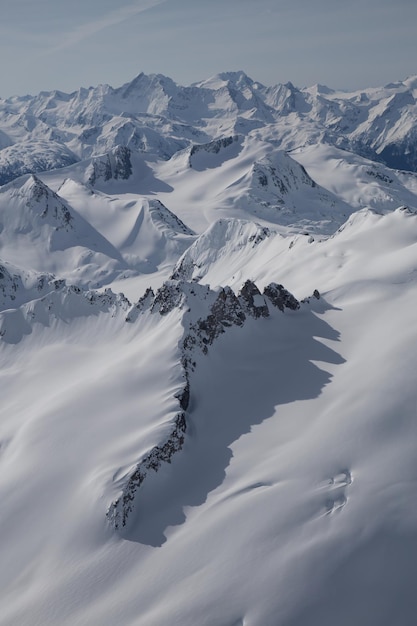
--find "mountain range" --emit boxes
[0,71,417,626]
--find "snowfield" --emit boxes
[0,71,417,626]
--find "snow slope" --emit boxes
[1,72,417,626]
[0,206,416,625]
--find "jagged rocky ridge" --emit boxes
[0,280,130,343]
[0,260,62,311]
[107,278,300,530]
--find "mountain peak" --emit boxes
[118,71,177,98]
[194,70,259,91]
[23,173,54,202]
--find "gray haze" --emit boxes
[1,0,416,97]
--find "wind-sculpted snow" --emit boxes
[108,278,300,530]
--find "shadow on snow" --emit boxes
[123,298,345,546]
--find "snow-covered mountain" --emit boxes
[1,72,417,626]
[1,70,417,183]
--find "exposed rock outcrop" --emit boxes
[107,278,300,531]
[87,145,133,185]
[263,282,300,312]
[106,411,187,530]
[238,279,270,318]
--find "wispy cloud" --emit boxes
[47,0,167,53]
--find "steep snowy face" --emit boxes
[171,218,274,285]
[227,150,352,231]
[0,174,128,285]
[0,171,196,289]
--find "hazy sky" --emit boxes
[1,0,416,97]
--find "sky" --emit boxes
[1,0,416,98]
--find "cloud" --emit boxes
[47,0,167,53]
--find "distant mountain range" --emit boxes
[1,71,417,186]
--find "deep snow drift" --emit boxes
[1,72,417,626]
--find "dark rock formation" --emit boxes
[88,145,132,185]
[125,287,154,322]
[190,135,238,159]
[151,281,184,315]
[263,282,300,312]
[195,286,246,351]
[107,277,300,531]
[107,411,187,530]
[238,279,269,318]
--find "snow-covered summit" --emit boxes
[2,70,417,186]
